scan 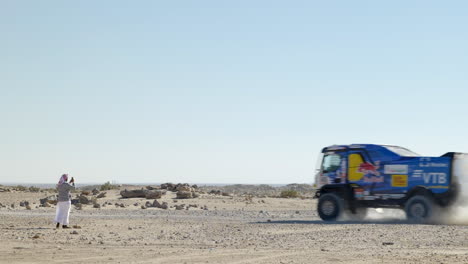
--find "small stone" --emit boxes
[141,205,147,209]
[71,231,78,235]
[152,200,161,208]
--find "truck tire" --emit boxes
[404,195,434,222]
[318,193,344,221]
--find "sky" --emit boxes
[1,1,468,184]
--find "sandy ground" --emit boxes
[1,188,468,263]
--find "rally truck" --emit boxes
[313,144,468,222]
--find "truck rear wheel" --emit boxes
[404,195,434,222]
[318,193,344,221]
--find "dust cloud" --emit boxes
[437,153,468,225]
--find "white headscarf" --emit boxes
[58,174,68,186]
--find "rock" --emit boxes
[79,195,90,205]
[152,200,162,208]
[96,192,106,199]
[145,201,152,208]
[141,205,147,209]
[145,186,156,190]
[120,189,146,198]
[145,190,163,199]
[92,188,100,195]
[382,242,394,246]
[20,201,25,207]
[119,203,125,208]
[11,203,15,208]
[203,205,208,210]
[32,234,40,239]
[222,192,232,197]
[209,190,222,195]
[71,199,80,205]
[192,192,200,198]
[81,191,90,196]
[93,203,101,209]
[40,196,57,206]
[26,205,31,210]
[160,202,168,210]
[161,183,175,191]
[176,185,192,192]
[176,191,192,199]
[75,203,83,210]
[70,231,78,235]
[175,205,184,210]
[133,203,139,206]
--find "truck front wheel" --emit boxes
[404,195,435,222]
[318,193,344,221]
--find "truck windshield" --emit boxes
[322,153,342,172]
[384,146,420,157]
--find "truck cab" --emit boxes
[314,144,464,222]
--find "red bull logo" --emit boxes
[358,161,383,183]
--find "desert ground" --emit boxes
[1,184,468,264]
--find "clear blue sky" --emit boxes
[1,1,468,184]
